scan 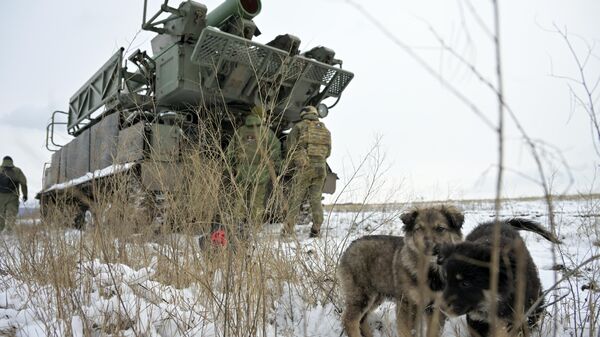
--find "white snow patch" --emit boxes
[0,198,597,337]
[44,162,135,192]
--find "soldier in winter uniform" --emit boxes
[283,106,331,238]
[226,106,282,229]
[0,156,28,231]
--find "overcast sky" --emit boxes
[1,0,599,202]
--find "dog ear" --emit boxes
[401,208,419,232]
[441,205,465,230]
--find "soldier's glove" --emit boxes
[23,196,27,202]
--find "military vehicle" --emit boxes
[38,0,353,227]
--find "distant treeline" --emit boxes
[326,193,600,212]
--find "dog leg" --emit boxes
[359,295,383,337]
[490,323,513,337]
[396,297,417,337]
[519,325,531,337]
[466,316,489,337]
[466,315,515,337]
[342,294,372,337]
[342,304,363,337]
[425,309,445,337]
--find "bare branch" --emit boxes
[463,0,494,39]
[488,1,505,335]
[552,23,600,158]
[343,0,497,131]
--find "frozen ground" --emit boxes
[0,198,598,336]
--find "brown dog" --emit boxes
[337,205,464,337]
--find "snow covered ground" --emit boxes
[0,198,598,337]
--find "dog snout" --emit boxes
[423,236,434,251]
[438,298,457,318]
[432,244,441,256]
[442,293,470,317]
[441,301,459,317]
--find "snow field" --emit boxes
[0,198,597,336]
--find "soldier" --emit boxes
[226,106,282,231]
[0,156,28,231]
[283,105,331,238]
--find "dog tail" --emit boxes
[506,218,561,244]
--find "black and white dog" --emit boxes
[437,218,559,337]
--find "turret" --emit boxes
[206,0,261,27]
[142,0,262,41]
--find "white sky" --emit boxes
[1,0,599,202]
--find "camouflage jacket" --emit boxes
[226,119,282,184]
[0,158,27,197]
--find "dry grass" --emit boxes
[0,106,350,337]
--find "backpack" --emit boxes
[0,168,17,193]
[299,120,331,160]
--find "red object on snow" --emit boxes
[210,229,227,247]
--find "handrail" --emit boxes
[45,110,69,152]
[142,0,182,34]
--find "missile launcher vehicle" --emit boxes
[38,0,354,227]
